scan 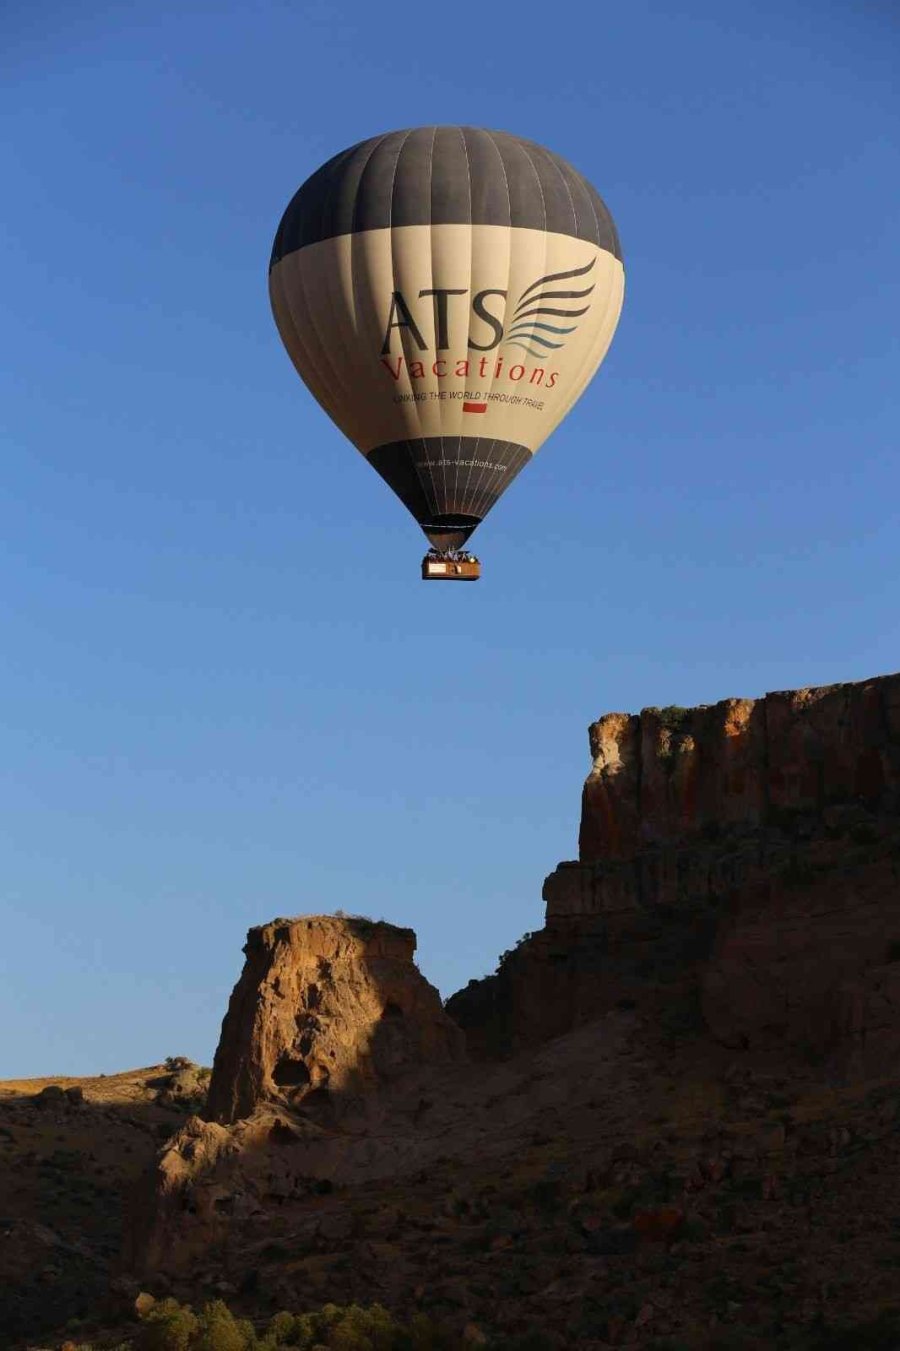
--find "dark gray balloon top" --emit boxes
[270,126,622,266]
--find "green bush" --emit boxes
[136,1299,452,1351]
[293,1302,404,1349]
[195,1301,246,1351]
[656,705,691,731]
[266,1311,296,1344]
[136,1298,200,1351]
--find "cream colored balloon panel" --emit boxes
[317,228,376,435]
[383,224,441,441]
[287,237,388,450]
[426,222,477,443]
[347,227,414,448]
[271,224,623,459]
[270,260,345,435]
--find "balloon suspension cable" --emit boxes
[425,546,479,562]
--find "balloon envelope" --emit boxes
[269,126,624,551]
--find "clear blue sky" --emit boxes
[1,1,897,1075]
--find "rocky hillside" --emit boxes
[8,672,900,1350]
[0,1063,209,1347]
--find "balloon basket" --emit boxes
[421,554,481,582]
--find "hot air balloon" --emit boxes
[268,126,624,581]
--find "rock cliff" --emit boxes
[448,673,900,1070]
[579,677,900,859]
[206,914,464,1124]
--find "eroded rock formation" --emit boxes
[124,678,900,1348]
[449,674,900,1069]
[131,915,465,1272]
[206,915,464,1124]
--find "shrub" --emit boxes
[136,1299,200,1351]
[283,1302,452,1350]
[266,1311,296,1344]
[194,1301,246,1351]
[494,931,535,973]
[656,705,691,731]
[137,1298,454,1351]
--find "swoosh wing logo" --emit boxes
[505,256,596,359]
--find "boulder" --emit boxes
[35,1085,66,1108]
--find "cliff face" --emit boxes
[207,915,464,1124]
[580,679,900,860]
[449,674,900,1071]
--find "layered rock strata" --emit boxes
[579,678,900,860]
[448,674,900,1069]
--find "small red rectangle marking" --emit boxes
[463,401,487,413]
